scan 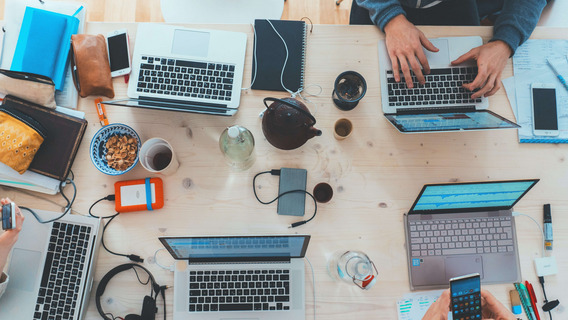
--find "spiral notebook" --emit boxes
[251,19,307,92]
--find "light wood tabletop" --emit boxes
[2,23,567,320]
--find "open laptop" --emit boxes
[404,179,539,290]
[104,23,247,116]
[378,36,519,133]
[160,235,310,320]
[0,209,102,320]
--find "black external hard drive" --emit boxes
[277,168,307,216]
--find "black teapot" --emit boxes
[262,97,322,150]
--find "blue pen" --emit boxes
[547,59,568,92]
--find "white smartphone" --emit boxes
[531,83,559,136]
[106,29,131,77]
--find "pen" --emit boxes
[543,204,553,250]
[94,98,109,126]
[546,59,568,92]
[525,281,541,320]
[517,283,537,320]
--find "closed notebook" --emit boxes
[2,95,87,181]
[11,7,80,91]
[251,19,307,92]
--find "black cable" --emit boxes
[253,170,317,228]
[90,195,144,263]
[89,195,116,219]
[539,276,558,320]
[19,172,77,224]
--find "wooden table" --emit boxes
[2,23,567,320]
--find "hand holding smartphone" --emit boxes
[1,202,16,230]
[531,83,559,136]
[450,273,482,320]
[106,29,131,77]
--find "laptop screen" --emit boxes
[160,235,310,261]
[408,180,539,214]
[385,110,520,133]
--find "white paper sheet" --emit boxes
[397,290,448,320]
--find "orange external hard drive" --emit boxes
[114,178,164,212]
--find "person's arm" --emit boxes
[355,0,406,32]
[0,198,25,299]
[491,0,547,54]
[357,0,438,88]
[451,0,547,99]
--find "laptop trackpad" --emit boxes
[172,29,210,57]
[445,255,483,280]
[9,249,42,292]
[423,39,450,66]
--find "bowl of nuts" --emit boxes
[90,123,141,175]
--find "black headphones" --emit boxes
[96,263,167,320]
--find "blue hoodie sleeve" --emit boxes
[491,0,547,54]
[355,0,407,32]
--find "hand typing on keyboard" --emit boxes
[384,15,439,88]
[451,40,513,99]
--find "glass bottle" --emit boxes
[219,125,255,170]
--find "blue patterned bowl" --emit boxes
[90,123,141,175]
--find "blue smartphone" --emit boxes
[450,273,482,320]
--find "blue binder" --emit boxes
[10,7,80,91]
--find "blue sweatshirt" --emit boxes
[355,0,547,53]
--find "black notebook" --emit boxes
[251,19,307,92]
[2,95,87,181]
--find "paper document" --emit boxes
[397,290,447,320]
[513,39,568,75]
[1,0,86,109]
[504,39,568,143]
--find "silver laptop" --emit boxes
[0,209,102,320]
[105,23,247,116]
[378,36,519,133]
[404,179,539,290]
[160,235,310,320]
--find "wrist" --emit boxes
[492,40,513,57]
[384,14,408,33]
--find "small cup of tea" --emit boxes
[334,118,353,140]
[139,138,179,175]
[313,183,333,203]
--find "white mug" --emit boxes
[139,138,179,175]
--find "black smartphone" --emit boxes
[450,273,482,320]
[1,202,16,230]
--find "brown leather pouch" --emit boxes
[70,34,114,98]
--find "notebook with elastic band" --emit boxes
[251,19,307,92]
[1,95,87,181]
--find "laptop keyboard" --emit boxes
[33,222,92,320]
[386,67,482,107]
[409,217,514,257]
[137,56,235,101]
[189,269,291,312]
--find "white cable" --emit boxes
[512,212,546,257]
[265,19,298,97]
[241,22,258,91]
[304,256,316,320]
[153,248,175,272]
